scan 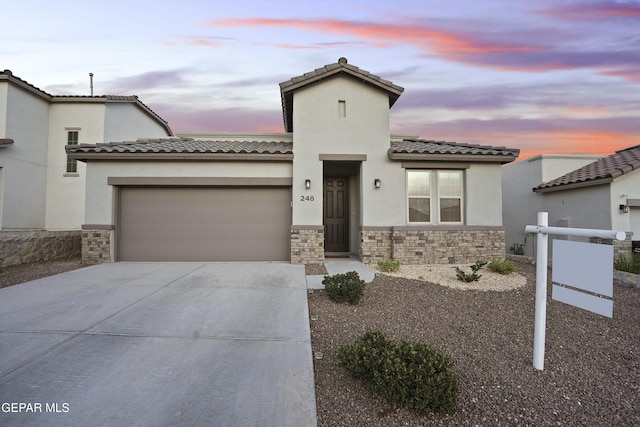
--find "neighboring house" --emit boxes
[502,146,640,258]
[68,57,519,265]
[0,70,172,265]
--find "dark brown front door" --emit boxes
[324,178,349,252]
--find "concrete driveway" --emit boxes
[0,262,317,427]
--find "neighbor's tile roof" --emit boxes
[279,57,404,132]
[67,137,293,157]
[534,145,640,192]
[389,139,520,162]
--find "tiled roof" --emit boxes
[279,57,404,132]
[389,139,520,163]
[67,137,293,159]
[534,144,640,192]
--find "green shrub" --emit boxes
[614,254,640,274]
[337,331,459,414]
[454,260,487,282]
[377,259,400,273]
[487,258,518,275]
[322,271,366,304]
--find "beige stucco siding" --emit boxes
[104,103,169,142]
[84,161,293,225]
[1,84,50,229]
[611,169,640,235]
[45,103,104,230]
[291,75,405,226]
[465,164,503,226]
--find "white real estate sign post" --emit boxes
[524,212,625,371]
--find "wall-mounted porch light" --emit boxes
[374,179,381,189]
[305,179,311,189]
[620,204,629,213]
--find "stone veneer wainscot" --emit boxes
[361,226,505,265]
[81,225,113,264]
[291,226,324,264]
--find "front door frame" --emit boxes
[323,176,350,253]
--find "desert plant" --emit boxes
[337,331,459,414]
[377,259,400,273]
[454,260,487,282]
[322,271,366,304]
[614,254,640,275]
[487,258,518,275]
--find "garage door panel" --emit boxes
[118,187,291,261]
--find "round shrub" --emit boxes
[322,271,366,304]
[487,258,518,275]
[377,259,400,273]
[337,331,459,414]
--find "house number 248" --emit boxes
[300,195,315,202]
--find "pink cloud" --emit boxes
[254,42,321,50]
[536,1,640,21]
[598,68,640,82]
[207,17,542,55]
[205,17,640,80]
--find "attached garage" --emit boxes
[117,186,291,262]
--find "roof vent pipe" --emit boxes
[89,73,94,96]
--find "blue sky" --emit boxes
[4,0,640,159]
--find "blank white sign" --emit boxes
[552,285,613,318]
[552,239,613,297]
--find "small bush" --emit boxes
[337,331,459,414]
[614,254,640,274]
[487,258,518,275]
[377,259,400,273]
[322,271,366,304]
[454,261,487,282]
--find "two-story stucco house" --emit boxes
[0,70,172,265]
[68,58,520,265]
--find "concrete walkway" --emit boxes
[306,256,376,289]
[0,262,317,427]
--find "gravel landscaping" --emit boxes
[0,258,83,289]
[2,259,638,425]
[309,261,640,426]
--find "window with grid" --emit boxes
[66,131,78,173]
[407,171,431,222]
[437,171,462,223]
[407,170,463,224]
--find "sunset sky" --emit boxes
[4,0,640,160]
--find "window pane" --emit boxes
[66,158,77,173]
[408,171,430,196]
[438,171,461,197]
[67,131,78,145]
[409,198,430,222]
[440,198,461,222]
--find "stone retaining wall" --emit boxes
[0,230,81,266]
[360,226,505,265]
[291,226,324,264]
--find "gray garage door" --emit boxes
[118,187,291,261]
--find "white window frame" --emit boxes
[406,170,464,225]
